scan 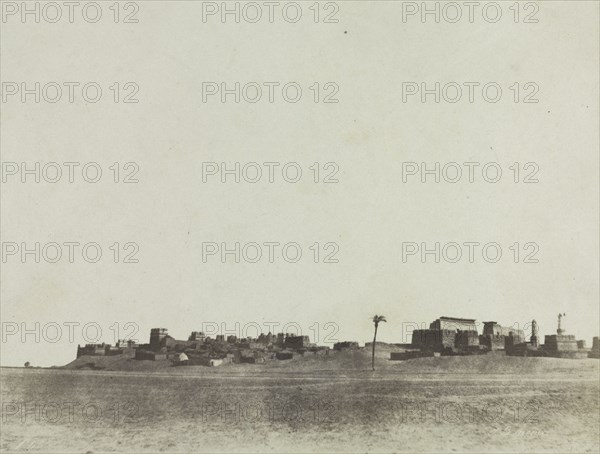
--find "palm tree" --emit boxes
[371,315,387,371]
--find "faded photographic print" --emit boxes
[1,1,599,453]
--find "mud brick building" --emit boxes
[257,333,274,345]
[240,350,266,363]
[390,351,438,360]
[276,351,294,360]
[284,335,312,350]
[116,339,138,349]
[135,350,167,361]
[237,341,264,350]
[76,343,108,357]
[333,341,359,351]
[149,328,169,349]
[188,332,206,342]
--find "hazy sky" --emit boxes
[1,2,598,367]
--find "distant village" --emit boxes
[77,314,600,366]
[78,330,333,366]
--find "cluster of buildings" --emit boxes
[390,314,599,360]
[76,313,600,366]
[77,328,332,366]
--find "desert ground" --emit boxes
[1,351,599,453]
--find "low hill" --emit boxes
[63,350,599,377]
[63,355,172,372]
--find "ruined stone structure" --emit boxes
[543,334,579,353]
[430,316,477,332]
[479,322,525,352]
[398,313,598,360]
[543,314,588,359]
[411,329,456,352]
[455,330,480,349]
[531,319,539,348]
[411,316,481,354]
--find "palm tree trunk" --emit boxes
[372,324,378,371]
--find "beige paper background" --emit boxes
[1,1,598,367]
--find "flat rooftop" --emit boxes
[439,316,477,322]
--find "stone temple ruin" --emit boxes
[390,314,595,360]
[540,313,590,359]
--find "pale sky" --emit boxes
[1,1,598,367]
